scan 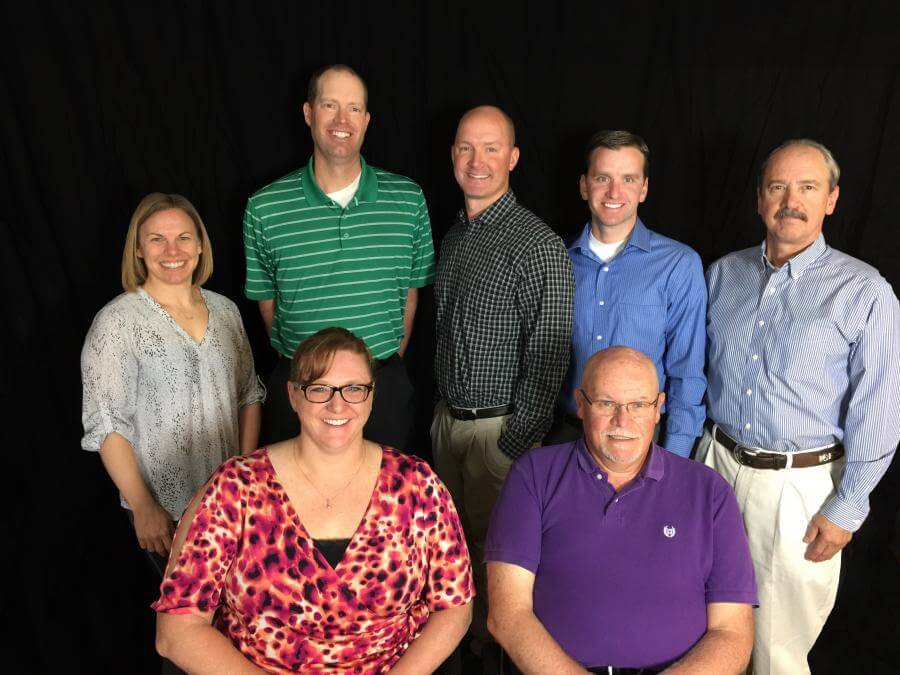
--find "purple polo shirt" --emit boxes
[484,440,757,669]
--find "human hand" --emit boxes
[132,501,176,556]
[803,513,852,562]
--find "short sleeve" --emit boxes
[152,460,246,615]
[483,457,544,573]
[408,189,436,289]
[705,479,758,605]
[243,198,276,301]
[418,465,475,611]
[80,304,139,451]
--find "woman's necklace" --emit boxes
[292,440,367,509]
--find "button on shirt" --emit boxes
[565,220,707,456]
[434,191,574,459]
[485,440,757,669]
[706,235,900,531]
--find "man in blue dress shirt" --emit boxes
[548,130,707,458]
[699,138,900,675]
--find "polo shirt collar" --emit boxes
[300,155,377,207]
[569,218,652,254]
[759,233,827,279]
[458,189,517,227]
[574,437,665,483]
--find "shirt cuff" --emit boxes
[497,431,526,461]
[819,495,869,533]
[661,432,694,458]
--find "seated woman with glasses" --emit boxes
[154,327,474,673]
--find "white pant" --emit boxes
[696,428,844,675]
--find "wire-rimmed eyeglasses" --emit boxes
[578,389,660,419]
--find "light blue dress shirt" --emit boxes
[565,220,707,457]
[706,235,900,531]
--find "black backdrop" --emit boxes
[4,2,900,673]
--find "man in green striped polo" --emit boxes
[243,64,435,451]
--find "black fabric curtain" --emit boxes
[3,2,898,672]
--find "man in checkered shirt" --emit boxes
[431,105,574,645]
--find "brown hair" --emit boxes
[584,129,650,177]
[121,192,214,292]
[307,63,368,107]
[290,327,373,384]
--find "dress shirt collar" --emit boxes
[574,437,665,483]
[759,233,828,280]
[570,217,652,255]
[301,155,377,207]
[457,190,517,228]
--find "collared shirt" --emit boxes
[434,191,574,459]
[565,220,707,457]
[706,234,900,531]
[243,156,436,359]
[485,440,757,669]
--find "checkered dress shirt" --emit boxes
[434,191,574,459]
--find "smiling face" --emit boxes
[576,348,663,477]
[288,349,374,453]
[580,145,648,241]
[451,106,520,219]
[758,144,839,263]
[136,208,202,288]
[303,69,370,167]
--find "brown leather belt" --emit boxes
[447,403,515,421]
[709,423,843,470]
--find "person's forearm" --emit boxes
[258,299,275,337]
[489,608,586,675]
[99,431,157,510]
[238,402,261,454]
[398,287,418,357]
[389,603,471,674]
[663,627,752,674]
[157,615,265,674]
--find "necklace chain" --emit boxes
[292,440,366,509]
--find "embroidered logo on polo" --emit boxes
[663,525,676,538]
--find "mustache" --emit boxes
[600,428,638,439]
[775,207,807,221]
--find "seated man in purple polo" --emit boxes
[485,346,757,673]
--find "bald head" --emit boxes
[456,105,516,146]
[582,346,658,391]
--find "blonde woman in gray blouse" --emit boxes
[81,193,265,574]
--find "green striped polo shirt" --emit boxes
[243,156,436,359]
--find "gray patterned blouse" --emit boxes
[81,288,266,519]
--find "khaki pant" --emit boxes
[431,400,513,642]
[696,427,844,675]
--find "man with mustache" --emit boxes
[700,139,900,674]
[485,346,757,673]
[243,64,435,451]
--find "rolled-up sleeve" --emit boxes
[80,305,138,451]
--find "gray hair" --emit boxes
[758,139,841,191]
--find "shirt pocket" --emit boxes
[770,318,847,385]
[614,301,666,359]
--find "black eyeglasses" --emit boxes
[293,383,374,404]
[578,389,660,419]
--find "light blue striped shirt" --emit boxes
[706,235,900,531]
[565,220,707,457]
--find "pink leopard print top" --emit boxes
[153,447,474,673]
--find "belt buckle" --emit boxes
[731,443,747,466]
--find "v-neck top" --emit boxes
[80,288,266,519]
[153,447,474,673]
